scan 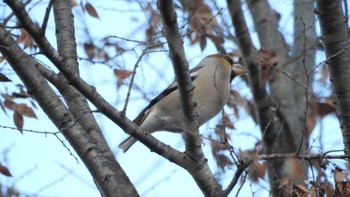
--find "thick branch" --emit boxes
[157,0,200,156]
[4,0,185,162]
[293,0,316,149]
[227,0,274,147]
[0,25,133,197]
[247,0,298,151]
[317,0,350,155]
[246,0,306,195]
[51,1,128,186]
[157,1,224,196]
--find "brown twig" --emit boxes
[224,159,252,196]
[308,45,350,75]
[41,0,54,35]
[121,50,146,114]
[296,17,310,156]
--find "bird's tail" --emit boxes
[118,136,137,153]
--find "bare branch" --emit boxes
[157,1,225,196]
[224,159,252,196]
[41,0,54,35]
[157,0,200,156]
[0,23,124,196]
[317,0,350,156]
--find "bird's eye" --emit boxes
[224,56,234,65]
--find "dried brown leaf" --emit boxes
[12,92,30,99]
[257,50,278,67]
[207,34,224,46]
[4,99,16,110]
[13,111,23,132]
[116,46,126,54]
[293,184,311,197]
[228,89,246,107]
[210,140,228,153]
[0,164,12,177]
[335,181,350,196]
[318,102,335,118]
[145,27,154,41]
[199,35,207,51]
[114,69,132,79]
[17,28,34,49]
[16,103,37,118]
[322,181,335,197]
[84,42,95,60]
[222,112,234,129]
[85,2,100,19]
[216,154,233,171]
[248,161,266,182]
[0,73,11,82]
[233,106,239,118]
[286,158,303,179]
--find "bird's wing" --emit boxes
[133,66,203,125]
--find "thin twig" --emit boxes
[0,124,79,163]
[41,0,54,35]
[296,17,310,156]
[251,53,309,89]
[308,45,350,75]
[309,160,319,197]
[121,49,168,114]
[53,132,79,163]
[235,170,248,197]
[0,124,58,134]
[122,50,146,114]
[105,35,147,45]
[224,159,252,196]
[181,8,224,39]
[256,152,350,161]
[260,102,281,149]
[2,0,31,26]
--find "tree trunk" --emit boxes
[317,0,350,155]
[246,0,315,195]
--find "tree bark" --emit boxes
[0,24,138,197]
[157,1,225,196]
[227,0,274,149]
[54,1,140,195]
[246,0,313,195]
[317,0,350,155]
[3,0,140,195]
[292,0,317,186]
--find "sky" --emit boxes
[0,0,347,196]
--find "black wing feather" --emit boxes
[133,68,201,125]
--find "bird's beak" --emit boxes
[232,64,248,76]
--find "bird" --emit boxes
[118,54,248,152]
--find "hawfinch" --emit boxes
[119,54,247,152]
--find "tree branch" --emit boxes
[157,0,200,156]
[223,159,252,196]
[5,0,193,166]
[0,24,130,197]
[317,0,350,156]
[157,1,225,196]
[227,0,274,148]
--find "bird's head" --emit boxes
[205,54,248,82]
